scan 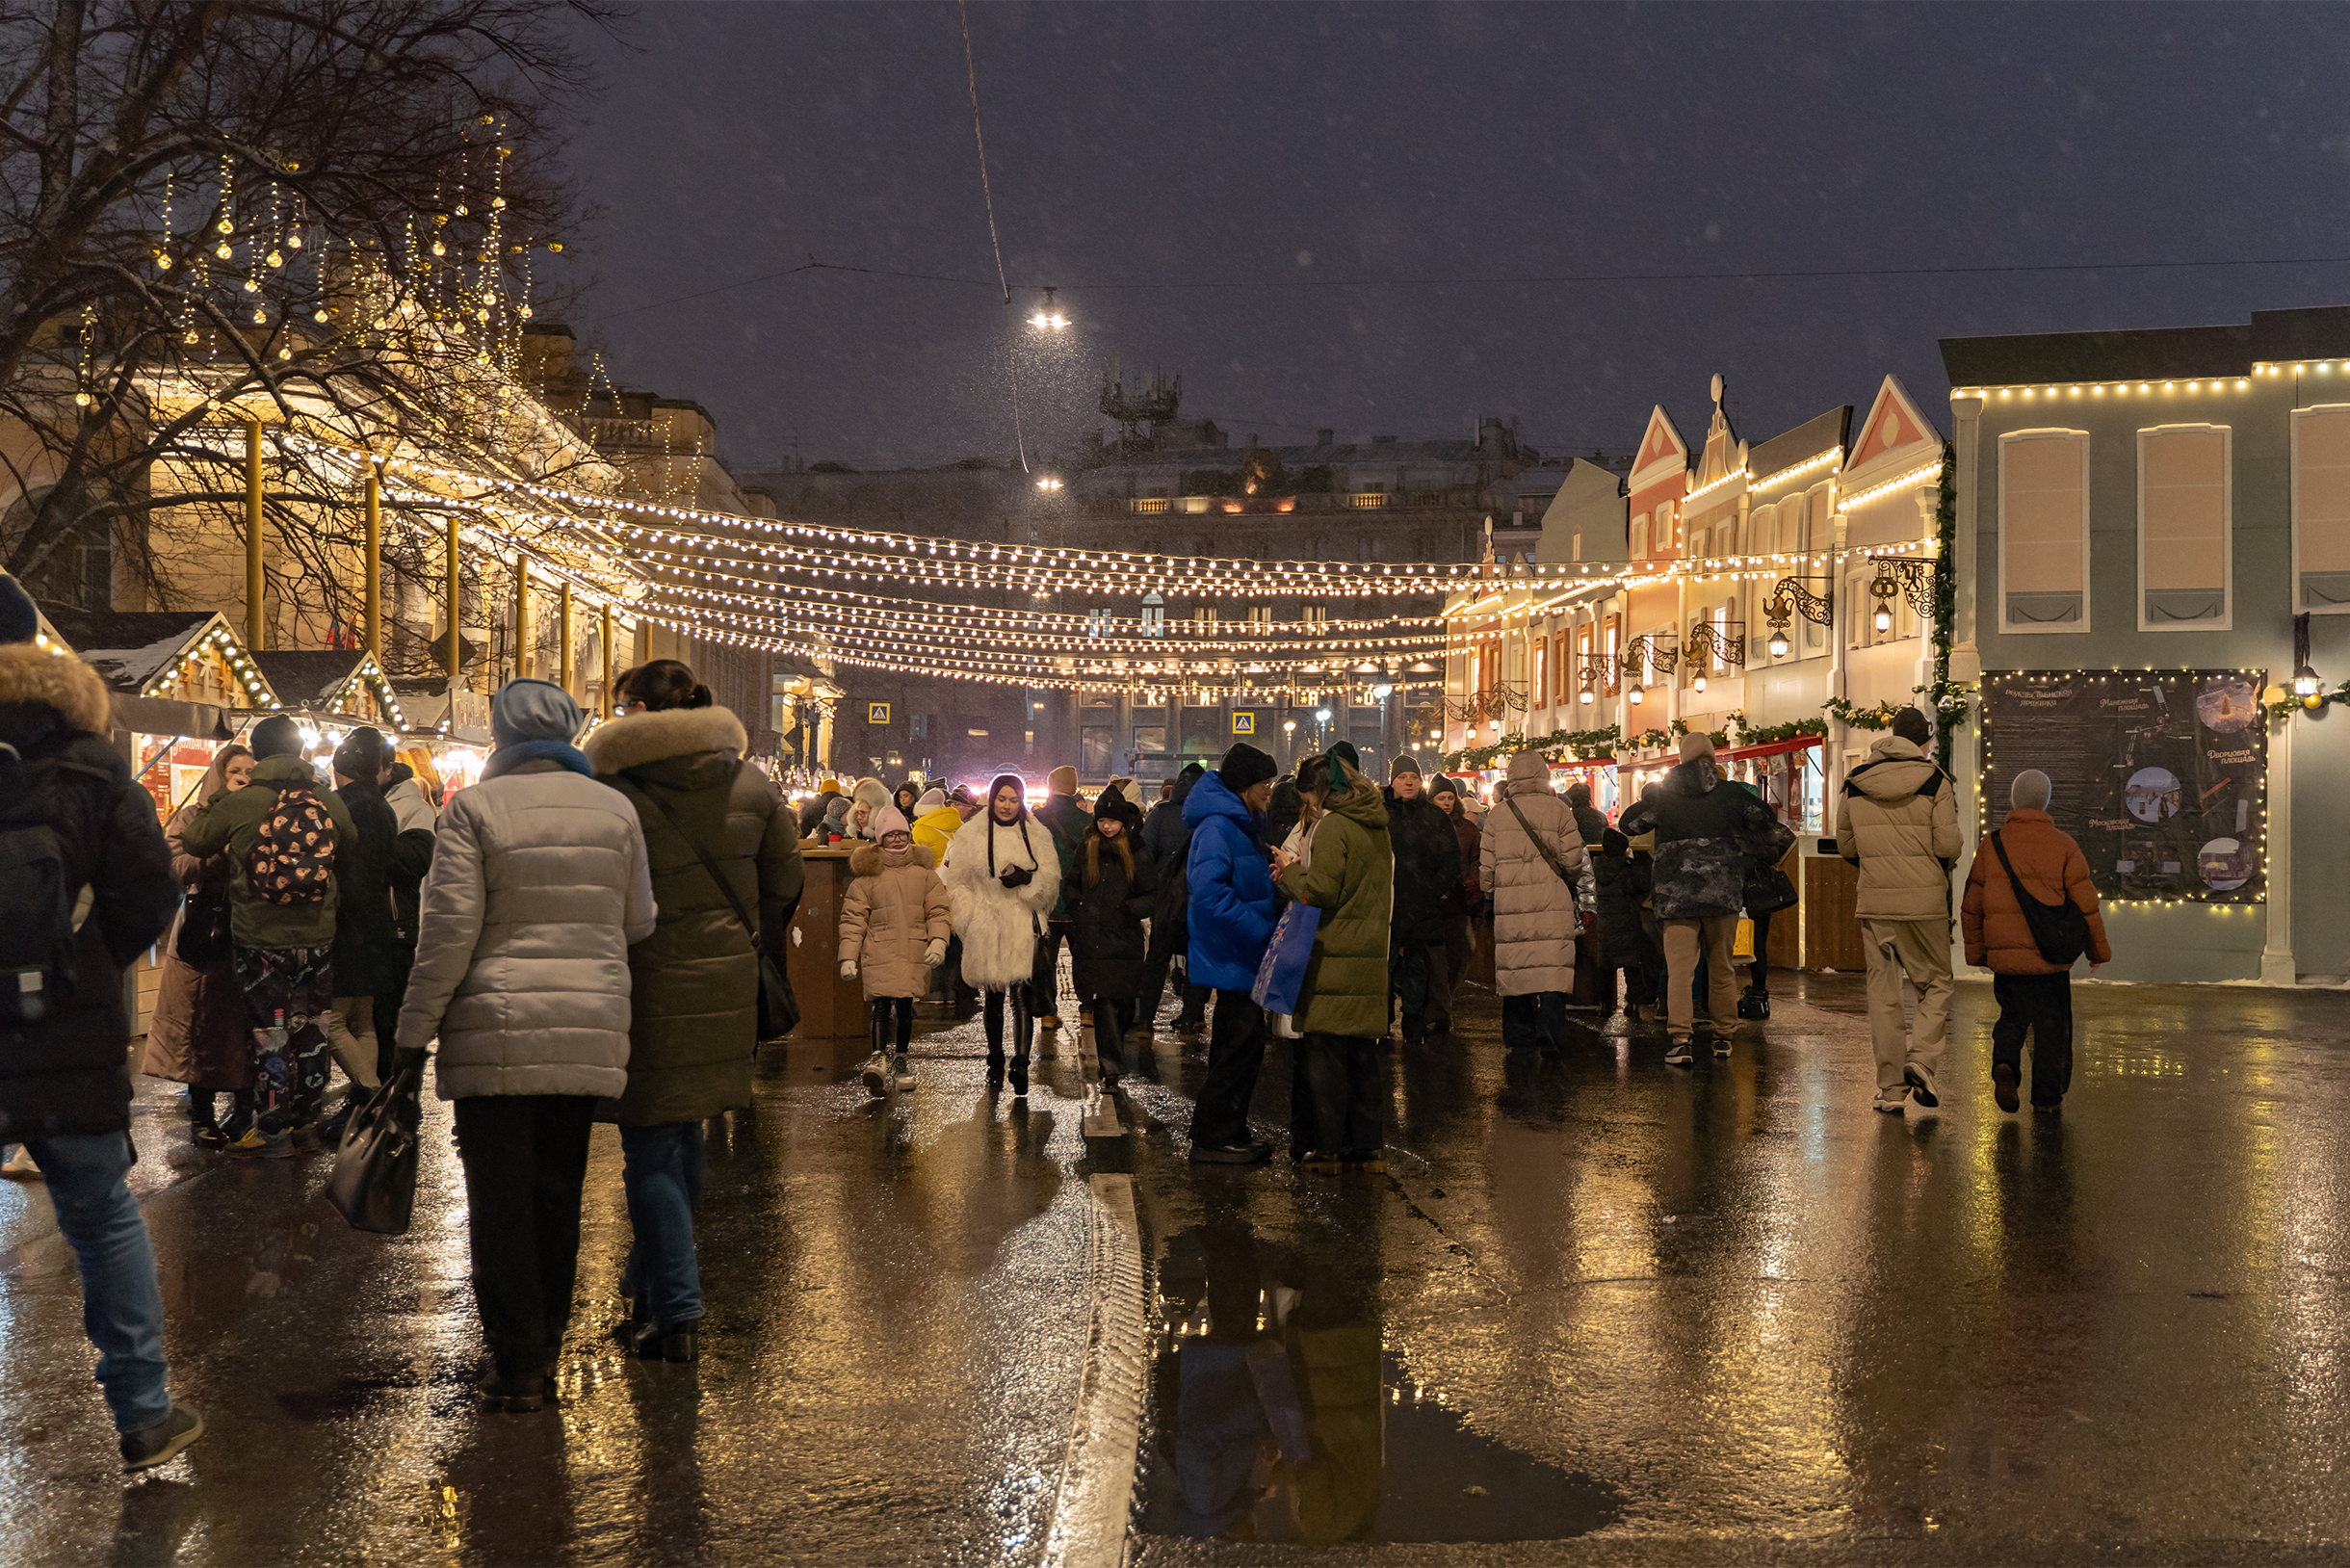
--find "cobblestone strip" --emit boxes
[1040,1172,1147,1568]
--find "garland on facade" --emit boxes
[1823,695,1899,731]
[1734,716,1830,745]
[1926,442,1971,751]
[2265,678,2350,724]
[1442,723,1623,772]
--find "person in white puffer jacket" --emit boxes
[396,679,657,1416]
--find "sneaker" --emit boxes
[119,1402,203,1472]
[1903,1062,1940,1109]
[2,1145,40,1178]
[226,1126,295,1159]
[1664,1040,1694,1067]
[1873,1088,1908,1113]
[1710,1034,1733,1058]
[1188,1139,1271,1165]
[893,1054,916,1093]
[1992,1062,2021,1114]
[858,1051,889,1098]
[1007,1058,1029,1097]
[2031,1100,2063,1116]
[191,1122,227,1153]
[315,1097,356,1149]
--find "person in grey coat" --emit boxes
[1482,752,1589,1056]
[397,680,657,1414]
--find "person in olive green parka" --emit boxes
[581,659,803,1358]
[1275,755,1393,1170]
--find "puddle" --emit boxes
[1140,1330,1621,1543]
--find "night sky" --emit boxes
[559,3,2350,476]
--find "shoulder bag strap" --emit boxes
[1504,794,1577,887]
[634,763,760,945]
[1987,827,2039,911]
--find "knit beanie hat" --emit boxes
[1217,742,1277,795]
[916,787,947,813]
[492,678,584,749]
[2011,769,2052,812]
[1391,752,1425,781]
[875,805,911,839]
[250,714,302,758]
[1047,764,1079,796]
[0,573,38,645]
[820,778,842,796]
[1093,783,1144,830]
[1328,741,1360,770]
[1892,706,1933,745]
[333,725,384,781]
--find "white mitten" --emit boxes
[925,938,947,968]
[839,960,857,980]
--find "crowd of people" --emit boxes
[0,565,2116,1474]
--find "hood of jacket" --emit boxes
[1665,755,1722,797]
[1171,760,1207,803]
[583,705,745,791]
[1323,774,1391,832]
[1501,751,1554,797]
[1848,733,1940,799]
[1183,769,1257,832]
[249,752,323,791]
[849,842,935,876]
[0,642,111,742]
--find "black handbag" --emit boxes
[327,1050,424,1235]
[636,769,800,1041]
[1988,829,2093,967]
[173,884,231,965]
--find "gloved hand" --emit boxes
[925,938,947,968]
[999,864,1034,889]
[839,960,857,980]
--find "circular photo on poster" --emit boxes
[2125,767,2182,824]
[2199,836,2253,893]
[2198,678,2261,735]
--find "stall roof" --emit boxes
[37,605,274,704]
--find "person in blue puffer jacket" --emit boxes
[1183,743,1281,1165]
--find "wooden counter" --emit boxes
[786,846,871,1039]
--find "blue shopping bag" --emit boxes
[1250,902,1321,1017]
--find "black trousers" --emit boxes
[1992,972,2074,1106]
[1501,991,1569,1054]
[1302,1032,1382,1158]
[1031,921,1071,1017]
[1748,909,1774,993]
[870,996,914,1054]
[1189,989,1267,1147]
[1138,952,1209,1027]
[453,1094,596,1381]
[982,985,1035,1063]
[1088,995,1132,1075]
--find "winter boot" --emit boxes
[1007,1056,1030,1097]
[985,1053,1006,1090]
[893,1052,916,1093]
[859,1051,890,1098]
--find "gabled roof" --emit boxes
[1629,405,1689,493]
[249,649,374,708]
[36,607,244,695]
[1750,406,1851,486]
[1846,377,1942,474]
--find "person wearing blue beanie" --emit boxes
[0,573,38,644]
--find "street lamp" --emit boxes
[1628,685,1644,706]
[1767,624,1791,659]
[1035,475,1063,491]
[1028,286,1069,329]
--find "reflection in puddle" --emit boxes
[1140,1218,1621,1544]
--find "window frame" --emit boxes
[1998,428,2094,636]
[2292,404,2350,615]
[2135,422,2232,633]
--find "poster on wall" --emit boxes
[1979,669,2267,904]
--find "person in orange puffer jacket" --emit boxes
[1961,769,2113,1114]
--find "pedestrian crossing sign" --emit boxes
[1233,712,1256,735]
[869,702,890,724]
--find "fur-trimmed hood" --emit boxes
[582,704,747,773]
[0,643,112,736]
[849,842,936,876]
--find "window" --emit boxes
[2295,405,2350,612]
[1554,630,1572,704]
[1302,604,1328,631]
[909,713,928,739]
[1571,525,1583,562]
[1130,497,1169,514]
[1998,430,2091,632]
[1574,625,1592,703]
[1690,526,1709,562]
[1603,614,1621,695]
[1630,513,1649,560]
[2138,425,2230,629]
[1133,724,1166,755]
[1081,726,1113,775]
[1246,605,1272,624]
[1193,607,1217,625]
[1531,639,1548,708]
[1141,593,1165,636]
[1086,607,1110,639]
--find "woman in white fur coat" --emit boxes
[940,772,1060,1094]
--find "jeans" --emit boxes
[1301,1033,1382,1158]
[1862,918,1954,1094]
[982,984,1034,1063]
[1189,989,1267,1147]
[234,943,334,1134]
[1501,991,1569,1054]
[24,1131,171,1433]
[619,1121,707,1329]
[1662,917,1740,1041]
[1992,971,2074,1106]
[453,1094,596,1380]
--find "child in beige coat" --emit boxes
[840,806,953,1096]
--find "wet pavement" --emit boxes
[9,971,2350,1564]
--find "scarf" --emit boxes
[482,738,593,780]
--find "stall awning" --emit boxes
[110,693,233,742]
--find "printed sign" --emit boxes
[1232,712,1256,735]
[868,702,891,724]
[1979,669,2266,903]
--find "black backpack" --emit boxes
[0,742,84,1025]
